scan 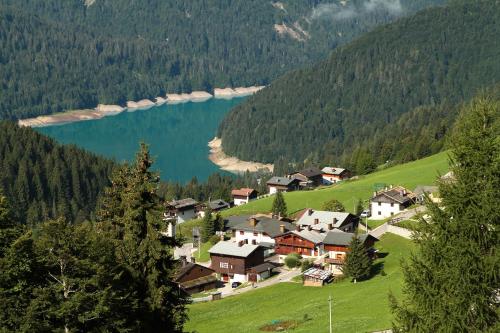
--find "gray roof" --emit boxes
[168,198,198,209]
[266,176,297,186]
[303,267,331,280]
[231,216,295,238]
[207,199,230,210]
[249,262,276,273]
[208,241,260,258]
[321,167,346,175]
[292,167,322,178]
[322,230,377,246]
[224,215,252,230]
[297,210,352,229]
[372,186,414,204]
[290,229,326,244]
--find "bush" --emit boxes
[209,234,221,245]
[301,259,313,272]
[285,253,302,268]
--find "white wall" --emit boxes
[177,208,197,223]
[370,201,401,220]
[234,230,275,245]
[233,197,249,206]
[269,186,278,195]
[232,273,247,283]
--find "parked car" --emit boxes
[360,210,371,218]
[231,281,241,288]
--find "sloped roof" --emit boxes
[232,216,295,237]
[293,167,322,178]
[208,241,261,258]
[321,167,346,175]
[248,262,277,274]
[174,262,214,282]
[180,275,217,290]
[413,185,438,196]
[297,209,353,229]
[303,267,331,280]
[207,199,230,210]
[290,229,326,244]
[224,215,253,230]
[266,176,298,186]
[372,186,414,204]
[167,198,198,209]
[322,231,378,246]
[231,188,256,197]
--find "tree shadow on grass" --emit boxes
[370,261,385,278]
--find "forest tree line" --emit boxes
[218,0,500,173]
[0,0,445,119]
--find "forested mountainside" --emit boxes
[0,122,114,225]
[218,0,500,172]
[0,0,447,120]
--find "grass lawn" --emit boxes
[221,151,449,217]
[192,241,213,263]
[185,234,414,333]
[396,219,420,231]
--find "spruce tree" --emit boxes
[0,190,22,258]
[391,97,500,332]
[201,208,214,243]
[342,234,371,283]
[98,143,189,332]
[272,191,287,218]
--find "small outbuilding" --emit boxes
[302,267,332,287]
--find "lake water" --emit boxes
[37,98,245,183]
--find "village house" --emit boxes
[321,167,351,184]
[273,227,326,259]
[209,240,266,283]
[266,176,300,194]
[174,256,217,295]
[287,167,323,188]
[370,186,415,219]
[322,231,378,275]
[231,215,295,256]
[231,188,258,206]
[164,198,199,224]
[413,185,440,204]
[296,209,359,233]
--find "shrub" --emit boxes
[209,234,221,245]
[285,253,302,268]
[301,259,313,272]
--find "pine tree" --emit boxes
[272,191,287,218]
[0,190,22,258]
[98,143,189,332]
[342,234,372,283]
[391,97,500,332]
[201,208,214,243]
[322,198,346,212]
[355,199,364,216]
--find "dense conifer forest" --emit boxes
[0,122,114,225]
[218,0,500,172]
[0,0,446,119]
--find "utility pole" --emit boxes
[328,294,333,333]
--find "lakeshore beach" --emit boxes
[208,137,273,174]
[17,85,265,128]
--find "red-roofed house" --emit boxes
[231,188,258,206]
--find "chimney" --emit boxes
[296,224,301,232]
[238,241,244,247]
[308,209,313,216]
[328,223,333,230]
[249,217,258,227]
[252,239,256,245]
[403,189,407,196]
[333,217,338,225]
[280,224,285,234]
[180,255,187,267]
[390,184,393,189]
[307,225,312,231]
[314,218,319,225]
[190,257,196,263]
[245,239,248,244]
[373,191,377,197]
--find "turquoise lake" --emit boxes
[37,98,245,183]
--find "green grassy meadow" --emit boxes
[186,234,414,333]
[222,151,449,217]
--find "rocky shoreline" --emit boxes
[18,86,265,128]
[208,137,273,174]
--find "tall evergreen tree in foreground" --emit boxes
[201,208,215,243]
[342,234,372,283]
[272,191,287,218]
[97,143,189,332]
[391,97,500,332]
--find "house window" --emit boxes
[253,232,258,236]
[391,212,394,216]
[378,202,381,206]
[390,203,394,207]
[220,262,229,269]
[378,211,381,215]
[239,231,244,235]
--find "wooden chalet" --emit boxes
[288,167,323,188]
[321,167,351,184]
[231,188,258,206]
[174,258,217,295]
[266,176,300,194]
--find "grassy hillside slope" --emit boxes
[186,234,413,333]
[224,151,449,217]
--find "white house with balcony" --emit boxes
[370,186,415,219]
